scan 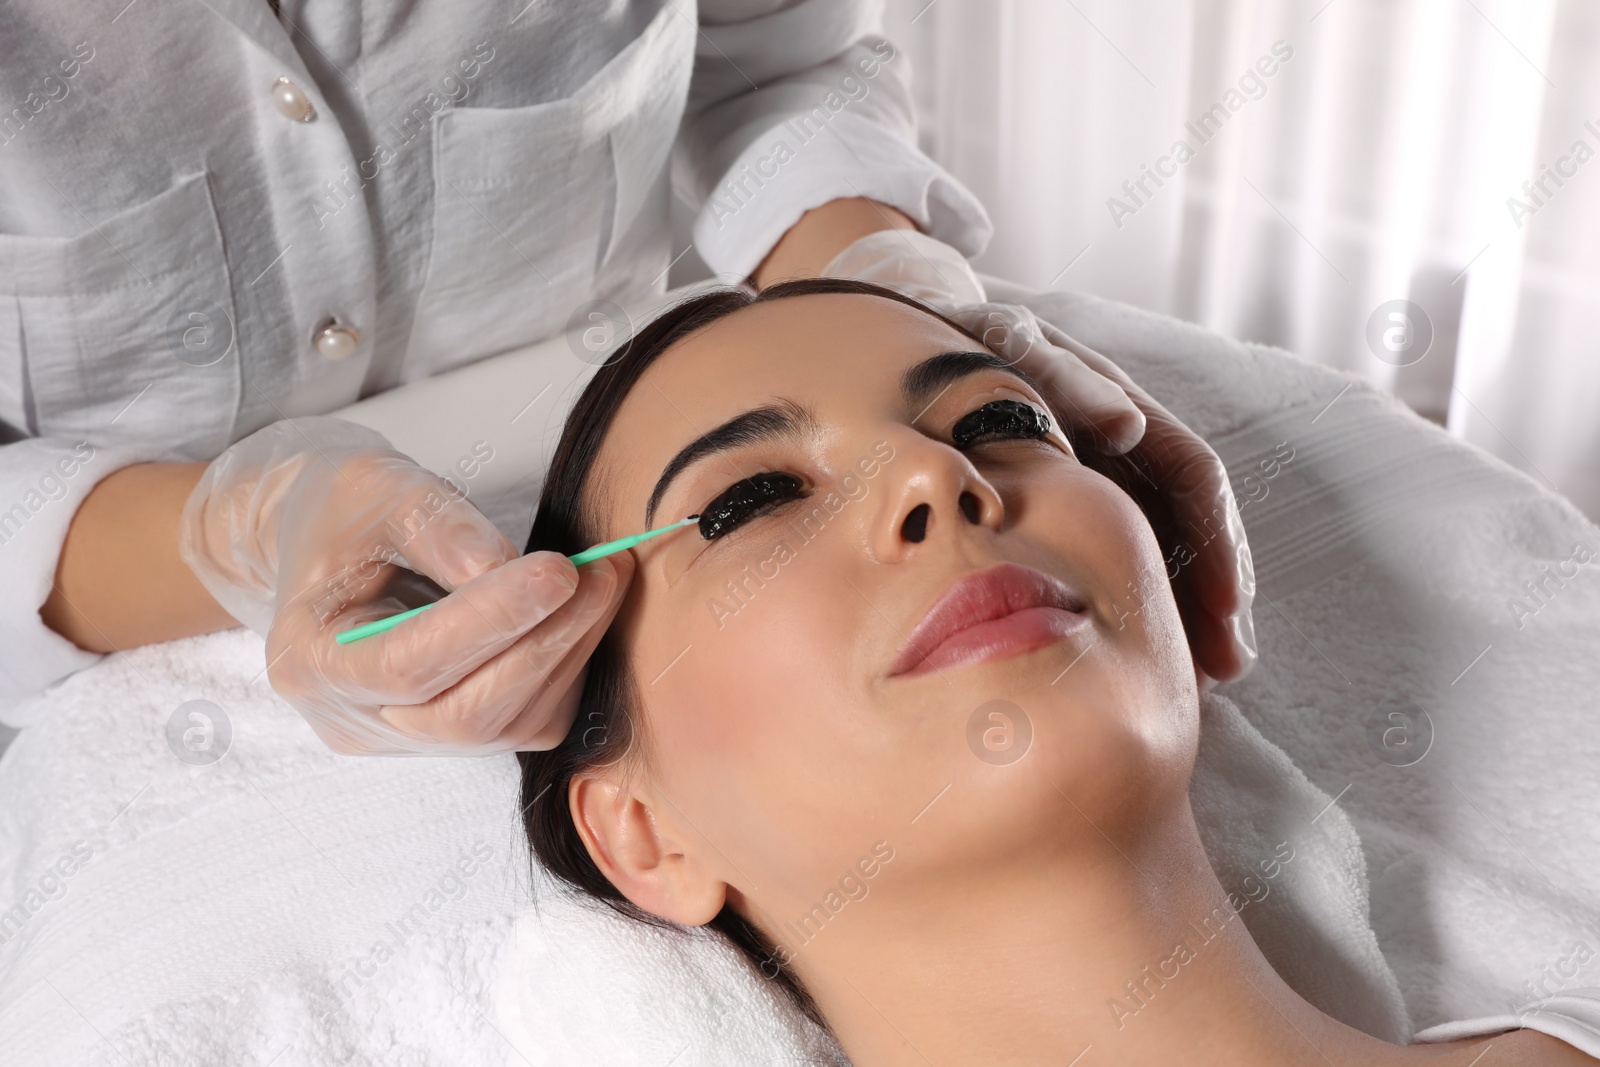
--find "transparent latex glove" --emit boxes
[822,233,1257,684]
[179,416,632,754]
[819,228,989,309]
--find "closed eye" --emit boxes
[696,472,807,540]
[951,398,1053,450]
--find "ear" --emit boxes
[570,772,727,926]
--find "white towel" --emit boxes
[0,628,534,1066]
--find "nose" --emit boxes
[868,433,1005,563]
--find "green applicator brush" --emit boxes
[334,515,700,645]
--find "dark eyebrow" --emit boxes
[644,399,815,526]
[901,350,1038,418]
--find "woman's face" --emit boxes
[582,292,1199,943]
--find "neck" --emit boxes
[786,801,1409,1067]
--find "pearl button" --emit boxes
[313,322,360,361]
[271,76,316,122]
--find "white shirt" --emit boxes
[0,0,990,710]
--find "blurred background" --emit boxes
[690,0,1600,523]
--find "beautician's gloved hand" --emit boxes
[821,230,1257,684]
[179,416,630,754]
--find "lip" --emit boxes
[888,562,1091,678]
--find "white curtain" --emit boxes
[885,0,1600,521]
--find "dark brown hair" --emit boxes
[516,277,1177,1030]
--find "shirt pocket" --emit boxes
[402,0,694,379]
[0,171,240,456]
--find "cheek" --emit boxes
[1025,468,1198,761]
[1029,467,1187,669]
[626,538,885,867]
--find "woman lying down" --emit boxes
[514,278,1593,1066]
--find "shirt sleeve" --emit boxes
[678,0,993,279]
[0,435,177,722]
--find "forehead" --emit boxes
[592,292,974,526]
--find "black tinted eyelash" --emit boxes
[697,472,805,540]
[950,398,1051,449]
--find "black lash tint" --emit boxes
[696,472,804,540]
[951,399,1051,449]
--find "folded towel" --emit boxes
[1412,989,1600,1051]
